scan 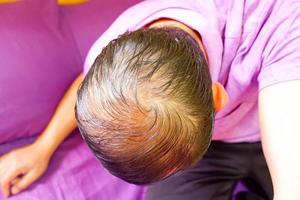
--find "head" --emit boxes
[75,28,215,184]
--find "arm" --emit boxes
[36,73,84,156]
[0,73,83,197]
[259,80,300,200]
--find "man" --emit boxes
[76,0,300,199]
[2,0,299,199]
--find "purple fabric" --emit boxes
[61,0,141,61]
[0,132,145,200]
[0,0,82,144]
[84,0,300,143]
[0,0,144,199]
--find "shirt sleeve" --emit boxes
[258,11,300,90]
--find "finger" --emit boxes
[0,155,8,175]
[11,176,22,185]
[0,154,13,179]
[0,167,22,197]
[8,176,22,196]
[11,170,40,195]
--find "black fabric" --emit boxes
[146,141,273,200]
[235,191,266,200]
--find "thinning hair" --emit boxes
[75,28,214,184]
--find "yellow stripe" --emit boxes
[0,0,22,3]
[57,0,88,5]
[0,0,88,5]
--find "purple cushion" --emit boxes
[61,0,141,61]
[0,1,145,199]
[0,0,82,144]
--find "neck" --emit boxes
[147,19,208,63]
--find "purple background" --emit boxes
[0,0,144,199]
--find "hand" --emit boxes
[0,142,51,197]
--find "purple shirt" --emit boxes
[84,0,300,142]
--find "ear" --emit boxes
[212,82,228,112]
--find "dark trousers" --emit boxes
[146,141,273,200]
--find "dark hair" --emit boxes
[75,28,214,185]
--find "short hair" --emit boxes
[75,28,214,185]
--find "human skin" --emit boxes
[0,0,88,196]
[0,74,83,197]
[3,16,299,199]
[0,19,229,198]
[259,80,300,200]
